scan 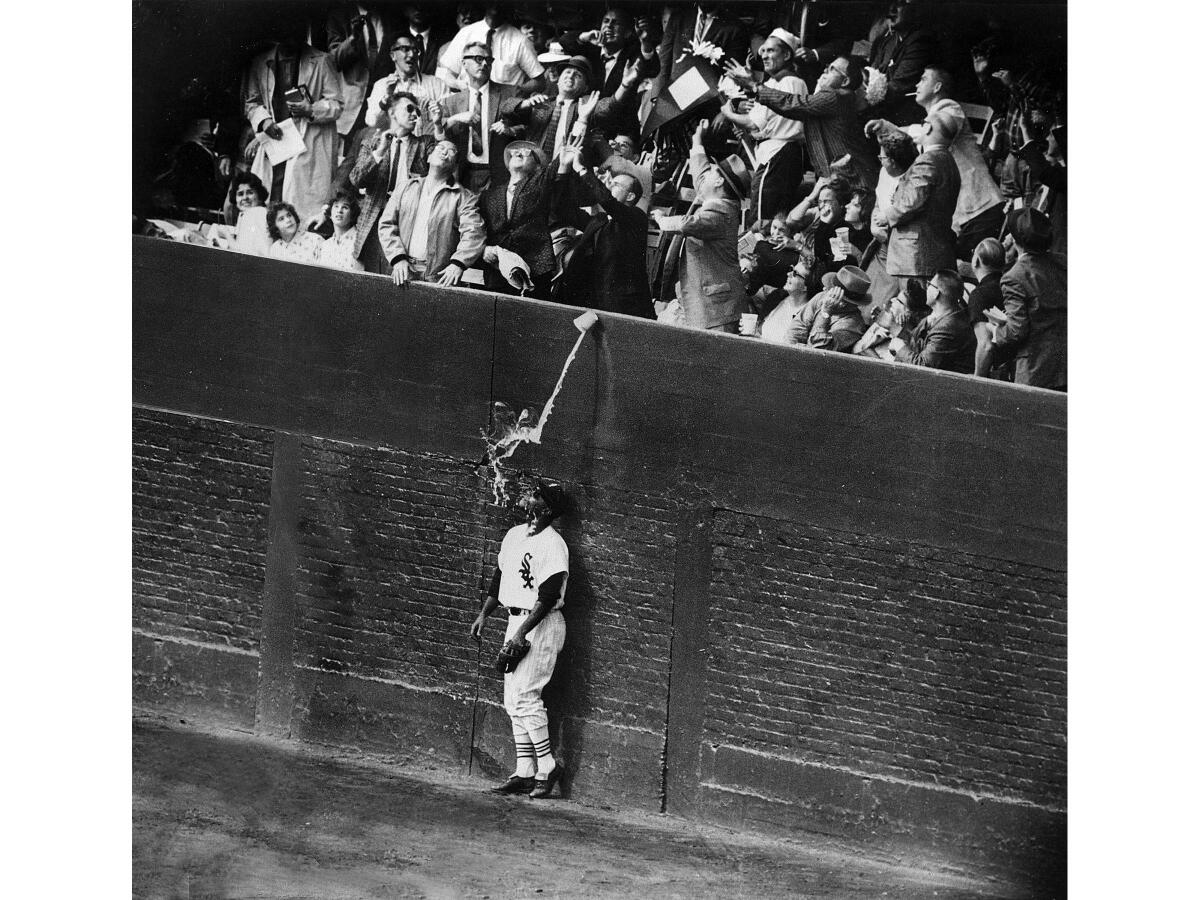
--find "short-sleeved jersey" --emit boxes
[497,524,569,611]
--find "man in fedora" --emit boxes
[480,139,563,299]
[990,208,1066,390]
[503,55,636,168]
[803,265,874,352]
[889,268,976,372]
[651,120,750,333]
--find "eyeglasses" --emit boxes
[391,44,418,54]
[825,64,849,80]
[462,55,492,63]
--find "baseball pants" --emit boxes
[503,608,565,732]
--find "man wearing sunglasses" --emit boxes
[363,34,452,137]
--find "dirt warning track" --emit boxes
[133,716,1027,899]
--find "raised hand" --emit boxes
[577,90,601,120]
[722,59,755,88]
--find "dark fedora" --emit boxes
[835,265,872,302]
[560,54,594,85]
[715,154,751,202]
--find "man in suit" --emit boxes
[400,3,455,78]
[480,141,563,299]
[864,0,938,128]
[989,208,1066,390]
[657,3,750,89]
[884,111,960,280]
[503,57,638,170]
[360,32,453,137]
[650,120,750,333]
[438,42,522,190]
[890,268,976,372]
[327,3,404,145]
[552,141,653,318]
[378,139,486,287]
[348,91,437,273]
[577,7,661,98]
[867,66,1005,259]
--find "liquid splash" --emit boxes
[479,312,597,505]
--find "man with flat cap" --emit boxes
[651,120,751,333]
[990,208,1067,390]
[471,480,571,800]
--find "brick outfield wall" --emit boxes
[132,406,1064,891]
[132,239,1066,894]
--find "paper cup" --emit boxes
[740,313,758,335]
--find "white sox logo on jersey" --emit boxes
[520,552,535,589]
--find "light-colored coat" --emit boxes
[244,45,344,223]
[377,175,486,276]
[655,151,747,329]
[884,145,959,278]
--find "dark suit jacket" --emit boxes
[401,23,454,78]
[994,251,1067,389]
[481,163,563,279]
[658,10,750,88]
[348,129,435,257]
[504,93,635,162]
[327,5,404,133]
[896,307,976,373]
[580,43,661,98]
[442,81,522,188]
[553,169,652,318]
[866,24,937,126]
[885,146,960,277]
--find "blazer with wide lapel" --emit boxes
[348,128,434,257]
[443,81,520,183]
[482,164,557,276]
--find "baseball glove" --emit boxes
[494,638,531,674]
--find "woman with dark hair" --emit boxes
[785,174,852,293]
[226,171,272,257]
[267,201,323,263]
[319,190,365,271]
[844,188,875,257]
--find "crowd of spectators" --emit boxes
[140,1,1067,391]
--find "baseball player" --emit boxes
[470,480,570,799]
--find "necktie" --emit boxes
[388,137,404,192]
[412,31,425,68]
[365,17,378,70]
[542,99,564,155]
[471,89,483,157]
[486,27,496,56]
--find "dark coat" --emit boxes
[994,251,1068,389]
[885,146,960,277]
[580,43,661,98]
[554,169,653,318]
[866,24,938,126]
[896,307,977,373]
[756,86,880,190]
[481,163,562,278]
[326,5,404,133]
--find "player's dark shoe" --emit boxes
[528,766,563,799]
[490,775,536,795]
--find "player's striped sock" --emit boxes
[513,725,536,778]
[527,724,556,777]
